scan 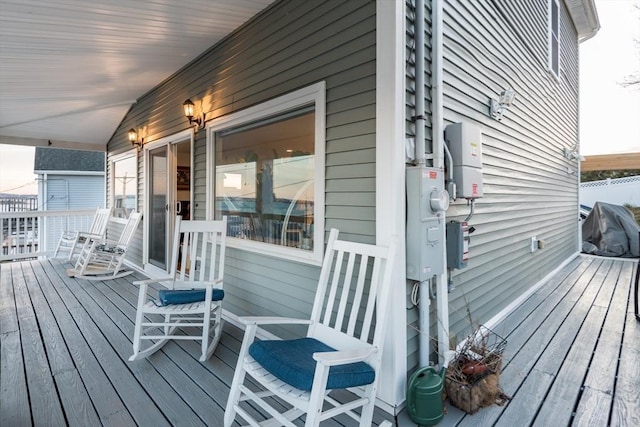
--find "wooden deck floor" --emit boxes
[439,255,639,427]
[0,258,394,427]
[1,255,638,426]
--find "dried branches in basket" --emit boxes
[445,325,510,414]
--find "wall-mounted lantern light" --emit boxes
[562,146,584,162]
[183,99,205,130]
[128,128,144,149]
[489,88,516,121]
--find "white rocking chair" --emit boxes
[67,211,142,280]
[225,228,397,427]
[54,207,112,260]
[129,216,227,362]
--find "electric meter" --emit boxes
[430,189,450,212]
[406,166,447,281]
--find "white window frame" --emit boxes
[110,149,138,224]
[206,81,326,265]
[548,0,560,79]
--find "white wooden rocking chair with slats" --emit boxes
[225,228,397,427]
[67,211,142,280]
[54,207,112,261]
[129,216,227,362]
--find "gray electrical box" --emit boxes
[446,221,469,269]
[406,166,448,281]
[445,122,483,199]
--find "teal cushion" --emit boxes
[248,337,375,391]
[157,289,224,306]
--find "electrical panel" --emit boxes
[445,122,483,199]
[406,166,448,281]
[446,221,469,269]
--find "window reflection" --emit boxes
[112,155,137,218]
[215,110,315,250]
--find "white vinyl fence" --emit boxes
[580,175,640,208]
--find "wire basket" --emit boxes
[445,326,509,414]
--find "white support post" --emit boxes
[376,0,407,413]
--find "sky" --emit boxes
[0,144,38,195]
[0,0,638,195]
[579,0,640,155]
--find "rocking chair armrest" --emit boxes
[131,278,223,290]
[132,277,174,286]
[77,232,103,239]
[170,279,223,289]
[88,238,121,248]
[239,316,313,326]
[313,347,377,366]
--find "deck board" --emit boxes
[573,386,613,426]
[612,317,640,426]
[0,262,31,427]
[30,260,136,426]
[583,263,628,395]
[23,260,101,427]
[0,330,30,426]
[43,260,172,427]
[532,305,606,427]
[1,255,637,426]
[49,262,204,427]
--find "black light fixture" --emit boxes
[128,128,144,149]
[183,99,205,130]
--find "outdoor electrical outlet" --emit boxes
[530,236,537,253]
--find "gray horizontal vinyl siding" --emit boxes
[43,174,105,254]
[106,0,376,334]
[44,175,105,211]
[406,0,581,370]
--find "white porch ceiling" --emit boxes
[0,0,275,150]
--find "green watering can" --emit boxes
[407,351,456,426]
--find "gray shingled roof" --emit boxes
[34,147,105,172]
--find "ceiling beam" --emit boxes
[0,135,105,152]
[581,153,640,171]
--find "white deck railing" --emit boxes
[0,209,96,262]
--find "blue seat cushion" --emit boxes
[248,337,375,391]
[157,288,224,306]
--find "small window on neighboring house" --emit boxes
[207,82,326,264]
[549,0,560,78]
[111,153,137,219]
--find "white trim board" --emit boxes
[35,170,105,176]
[376,0,407,413]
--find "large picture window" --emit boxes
[207,83,325,263]
[111,153,137,219]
